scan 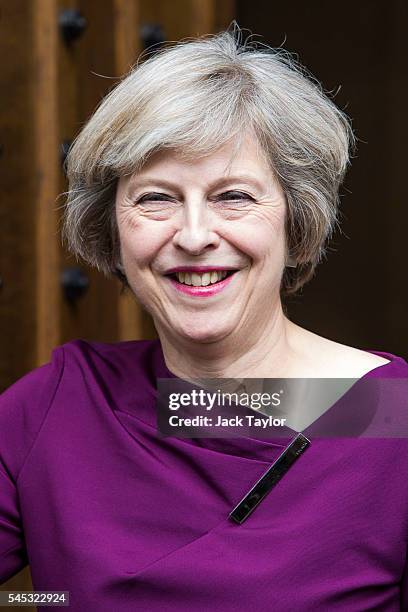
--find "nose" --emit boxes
[172,199,220,255]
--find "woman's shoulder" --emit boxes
[359,348,408,377]
[0,337,162,408]
[59,337,162,373]
[0,345,65,479]
[0,338,161,479]
[328,343,407,378]
[288,323,408,378]
[323,342,408,378]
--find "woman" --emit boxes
[1,26,407,611]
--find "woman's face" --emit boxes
[115,132,288,343]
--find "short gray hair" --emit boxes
[62,25,356,296]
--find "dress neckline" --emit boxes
[151,342,407,446]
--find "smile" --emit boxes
[174,270,233,286]
[164,269,239,297]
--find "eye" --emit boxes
[133,190,254,209]
[220,191,253,200]
[215,191,255,203]
[136,192,174,204]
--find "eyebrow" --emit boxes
[127,174,265,192]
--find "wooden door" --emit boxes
[0,0,235,600]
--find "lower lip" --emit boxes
[166,272,237,297]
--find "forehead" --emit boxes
[124,130,274,186]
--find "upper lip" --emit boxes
[164,266,239,275]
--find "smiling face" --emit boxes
[115,131,288,344]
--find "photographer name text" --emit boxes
[168,414,286,428]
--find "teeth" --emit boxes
[175,270,230,286]
[191,273,202,287]
[200,273,211,286]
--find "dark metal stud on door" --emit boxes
[140,24,165,53]
[61,267,89,304]
[59,9,87,46]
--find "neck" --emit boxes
[156,303,300,380]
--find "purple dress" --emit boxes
[1,338,408,611]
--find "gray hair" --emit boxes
[62,24,356,296]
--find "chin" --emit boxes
[175,319,233,344]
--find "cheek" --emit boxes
[224,211,286,261]
[116,210,173,268]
